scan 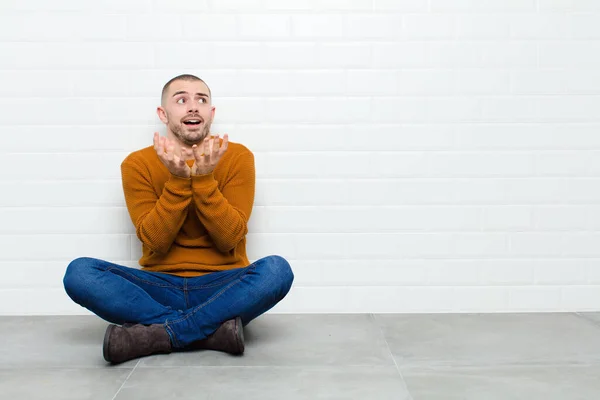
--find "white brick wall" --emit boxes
[1,0,600,315]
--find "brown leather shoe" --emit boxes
[103,323,172,364]
[188,316,244,355]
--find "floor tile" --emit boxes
[401,365,600,400]
[576,312,600,326]
[5,312,600,399]
[0,367,132,400]
[115,366,410,400]
[140,314,395,367]
[374,313,600,367]
[0,316,135,368]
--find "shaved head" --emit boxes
[161,74,212,106]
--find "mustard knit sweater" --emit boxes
[120,138,255,277]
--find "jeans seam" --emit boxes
[164,323,180,348]
[183,277,189,309]
[185,262,257,290]
[106,266,180,289]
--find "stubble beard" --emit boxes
[169,118,212,147]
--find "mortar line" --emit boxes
[370,313,415,400]
[110,359,141,400]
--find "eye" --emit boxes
[198,98,207,104]
[177,98,185,104]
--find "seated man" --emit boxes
[63,74,294,364]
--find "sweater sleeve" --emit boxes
[191,150,255,253]
[121,158,193,255]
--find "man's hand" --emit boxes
[191,134,229,176]
[153,132,193,178]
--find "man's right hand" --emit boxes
[153,132,192,178]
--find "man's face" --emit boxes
[157,80,215,147]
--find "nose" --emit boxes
[187,102,199,114]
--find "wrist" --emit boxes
[171,171,191,179]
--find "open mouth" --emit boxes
[183,120,201,126]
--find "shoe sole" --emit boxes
[103,324,116,362]
[235,316,244,354]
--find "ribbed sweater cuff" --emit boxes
[191,172,215,187]
[166,173,192,195]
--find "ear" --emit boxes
[210,105,216,120]
[156,106,168,124]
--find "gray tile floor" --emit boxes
[2,313,600,399]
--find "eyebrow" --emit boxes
[172,91,209,98]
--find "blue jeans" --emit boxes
[63,255,294,349]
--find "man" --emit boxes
[63,74,294,364]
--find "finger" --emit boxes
[209,136,215,155]
[212,135,220,154]
[182,147,193,163]
[203,136,210,158]
[211,138,220,161]
[153,132,158,151]
[156,135,165,157]
[177,147,186,162]
[220,133,229,153]
[166,141,175,162]
[162,138,170,159]
[192,144,202,162]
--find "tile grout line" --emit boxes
[369,313,415,400]
[110,359,141,400]
[574,312,600,329]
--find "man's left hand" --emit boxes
[191,134,229,176]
